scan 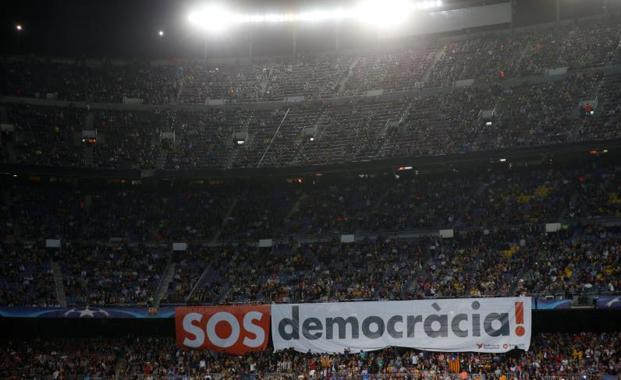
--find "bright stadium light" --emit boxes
[297,9,348,23]
[240,9,348,23]
[354,0,413,29]
[158,30,164,37]
[186,0,440,31]
[188,4,237,34]
[415,0,443,10]
[16,24,23,31]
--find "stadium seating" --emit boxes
[1,8,620,380]
[2,17,619,104]
[2,69,618,170]
[1,159,619,307]
[1,16,620,172]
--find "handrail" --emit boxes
[7,293,610,309]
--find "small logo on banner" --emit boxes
[63,306,110,318]
[175,305,270,355]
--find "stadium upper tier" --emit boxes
[0,68,620,170]
[2,17,620,103]
[0,16,620,170]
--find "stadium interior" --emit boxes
[0,0,620,378]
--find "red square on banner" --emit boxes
[175,305,271,355]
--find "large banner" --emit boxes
[271,297,531,354]
[175,305,271,355]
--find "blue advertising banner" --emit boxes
[1,296,618,318]
[533,298,572,310]
[0,306,175,319]
[595,296,621,310]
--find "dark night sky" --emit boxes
[0,0,611,59]
[1,0,196,58]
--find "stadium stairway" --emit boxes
[182,248,239,304]
[185,265,214,303]
[209,199,238,244]
[458,182,492,226]
[185,262,227,304]
[175,80,184,103]
[82,145,94,167]
[156,148,168,169]
[214,250,242,304]
[421,45,446,84]
[285,193,307,220]
[154,261,176,308]
[259,69,270,97]
[584,72,621,140]
[178,78,203,104]
[337,58,360,96]
[374,101,412,159]
[225,113,258,168]
[256,108,290,168]
[51,261,67,307]
[291,109,332,165]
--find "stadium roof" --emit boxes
[0,0,610,58]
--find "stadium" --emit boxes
[0,0,620,378]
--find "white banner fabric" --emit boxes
[271,297,531,354]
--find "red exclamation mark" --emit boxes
[514,302,525,336]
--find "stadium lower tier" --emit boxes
[0,332,618,379]
[1,156,620,307]
[1,224,619,307]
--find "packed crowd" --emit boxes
[4,161,618,242]
[427,18,621,87]
[0,59,179,104]
[1,14,620,380]
[2,16,620,104]
[2,69,619,170]
[61,244,167,306]
[0,242,57,307]
[1,158,619,306]
[1,225,618,307]
[174,225,620,305]
[0,332,618,379]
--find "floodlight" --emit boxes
[354,0,412,29]
[415,0,443,10]
[188,4,236,34]
[297,9,347,23]
[158,30,164,37]
[16,24,23,31]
